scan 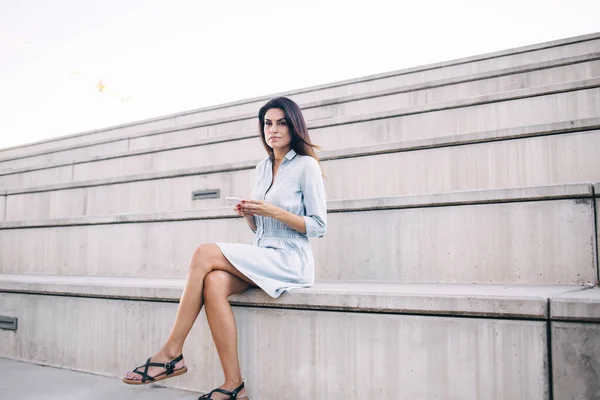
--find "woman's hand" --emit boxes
[236,200,279,218]
[233,202,253,217]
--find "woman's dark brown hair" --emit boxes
[258,97,322,165]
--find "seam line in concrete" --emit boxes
[549,316,600,324]
[592,184,600,285]
[547,312,555,400]
[1,52,599,164]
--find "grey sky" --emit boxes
[1,0,599,149]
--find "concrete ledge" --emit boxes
[0,183,593,229]
[594,182,600,196]
[0,274,589,319]
[550,288,600,322]
[3,109,600,183]
[2,32,598,157]
[312,77,600,129]
[0,291,550,398]
[4,114,600,195]
[1,53,599,168]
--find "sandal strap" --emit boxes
[199,382,245,399]
[140,357,155,383]
[133,354,184,382]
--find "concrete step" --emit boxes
[1,184,597,285]
[1,54,599,173]
[3,121,600,221]
[1,31,599,160]
[0,358,198,400]
[2,79,600,192]
[1,275,597,399]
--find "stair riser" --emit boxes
[5,130,600,221]
[551,322,600,399]
[2,58,600,173]
[1,199,596,284]
[0,292,549,399]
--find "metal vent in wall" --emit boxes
[0,316,17,331]
[192,189,220,201]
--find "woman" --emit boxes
[123,97,327,400]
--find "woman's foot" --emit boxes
[200,380,249,399]
[123,348,186,384]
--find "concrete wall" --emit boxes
[2,85,600,192]
[0,194,5,222]
[5,130,600,220]
[552,322,600,400]
[0,292,549,399]
[1,198,596,284]
[1,57,599,173]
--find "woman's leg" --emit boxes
[125,243,255,381]
[202,270,251,399]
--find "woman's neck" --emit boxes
[273,147,291,161]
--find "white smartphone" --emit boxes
[225,197,243,206]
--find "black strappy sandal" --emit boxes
[122,354,187,385]
[199,382,248,399]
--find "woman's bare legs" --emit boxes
[202,270,251,399]
[124,244,255,384]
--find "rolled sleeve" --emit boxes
[301,158,327,238]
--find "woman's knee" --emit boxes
[190,243,216,272]
[203,270,231,303]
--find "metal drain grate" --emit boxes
[191,189,220,201]
[0,316,18,331]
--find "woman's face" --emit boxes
[264,108,292,153]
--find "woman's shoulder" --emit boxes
[295,154,320,171]
[255,157,270,170]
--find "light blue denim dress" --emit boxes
[215,149,327,298]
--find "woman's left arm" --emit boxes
[240,158,327,237]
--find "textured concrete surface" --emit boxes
[551,322,600,400]
[0,292,549,399]
[0,358,198,400]
[2,82,600,192]
[1,182,592,226]
[0,193,5,222]
[5,127,600,220]
[0,33,598,160]
[4,118,600,202]
[0,196,596,284]
[551,288,600,321]
[2,56,600,174]
[0,79,600,189]
[0,275,589,318]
